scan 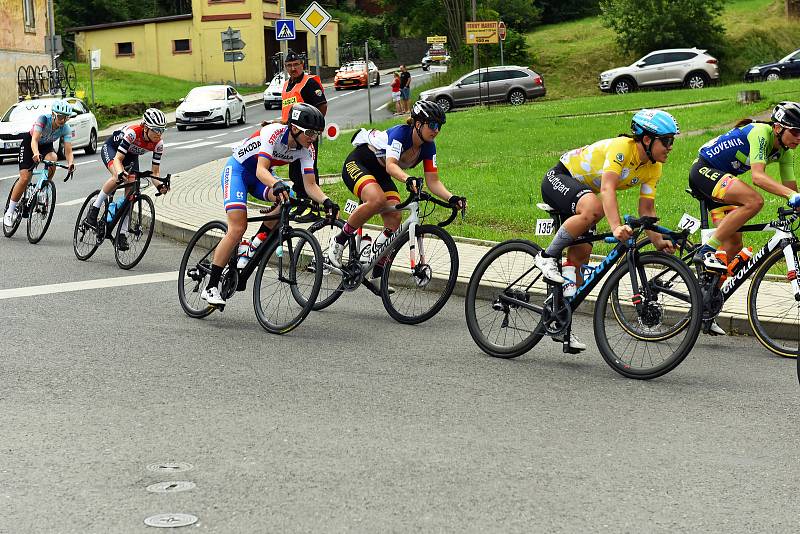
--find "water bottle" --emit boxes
[727,247,753,275]
[237,231,267,269]
[106,197,124,223]
[359,234,373,263]
[561,262,577,297]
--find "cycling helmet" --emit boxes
[143,108,167,129]
[772,101,800,128]
[411,100,446,125]
[288,103,325,132]
[631,109,680,137]
[51,99,72,116]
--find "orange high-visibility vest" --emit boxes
[281,73,323,122]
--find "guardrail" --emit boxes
[17,60,77,100]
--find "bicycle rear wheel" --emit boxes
[594,251,702,380]
[178,220,226,319]
[3,180,23,238]
[73,191,105,261]
[115,194,155,270]
[27,180,56,244]
[465,240,547,358]
[381,224,458,325]
[253,228,323,334]
[749,244,800,358]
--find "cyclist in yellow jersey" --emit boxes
[536,109,679,351]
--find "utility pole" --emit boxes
[471,0,477,70]
[279,0,288,57]
[46,0,56,68]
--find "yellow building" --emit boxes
[0,0,52,111]
[70,0,339,86]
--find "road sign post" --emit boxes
[221,27,246,87]
[300,1,331,76]
[365,40,373,125]
[89,49,100,107]
[498,21,506,66]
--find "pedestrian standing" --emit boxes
[399,65,411,114]
[390,72,401,115]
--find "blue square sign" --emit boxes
[276,19,296,41]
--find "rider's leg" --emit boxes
[44,152,57,180]
[8,168,32,207]
[696,179,762,266]
[207,208,247,286]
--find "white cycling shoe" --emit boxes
[708,319,726,336]
[554,332,587,352]
[534,253,565,284]
[201,285,226,306]
[328,235,345,268]
[3,211,14,228]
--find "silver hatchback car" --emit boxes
[419,65,546,112]
[599,48,719,94]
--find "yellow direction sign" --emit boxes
[300,1,331,36]
[427,36,447,44]
[465,21,499,45]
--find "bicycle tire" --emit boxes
[3,180,23,238]
[73,191,105,261]
[178,220,226,319]
[748,243,800,358]
[26,65,38,96]
[17,66,28,97]
[302,218,354,311]
[253,228,323,334]
[114,194,155,270]
[594,251,702,380]
[465,239,547,359]
[65,63,77,91]
[26,180,56,244]
[380,224,458,325]
[56,61,67,94]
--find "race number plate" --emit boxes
[535,218,555,236]
[678,213,701,234]
[344,198,359,214]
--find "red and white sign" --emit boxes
[326,122,340,141]
[498,21,507,41]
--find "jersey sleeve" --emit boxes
[422,141,438,173]
[600,138,630,176]
[116,127,137,157]
[300,78,327,107]
[30,115,49,136]
[639,164,662,200]
[257,127,276,164]
[60,124,74,143]
[779,149,796,183]
[301,146,315,176]
[746,124,772,166]
[385,127,406,161]
[152,139,164,166]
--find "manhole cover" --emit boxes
[144,513,198,528]
[146,481,196,494]
[147,462,194,473]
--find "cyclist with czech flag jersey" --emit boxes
[200,103,339,306]
[536,109,679,352]
[328,100,467,286]
[4,99,75,228]
[690,101,800,272]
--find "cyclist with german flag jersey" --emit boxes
[690,101,800,273]
[536,109,679,351]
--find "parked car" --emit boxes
[418,65,545,112]
[745,49,800,82]
[334,60,380,90]
[421,46,451,71]
[0,96,98,163]
[598,48,719,94]
[263,72,288,110]
[175,85,246,130]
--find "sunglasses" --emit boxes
[148,126,166,135]
[782,126,800,137]
[657,136,675,148]
[295,126,321,138]
[426,122,442,131]
[53,112,70,120]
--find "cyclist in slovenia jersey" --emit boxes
[327,100,466,286]
[690,101,800,272]
[85,108,170,251]
[536,109,679,351]
[200,103,339,306]
[4,99,75,228]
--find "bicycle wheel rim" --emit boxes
[306,219,349,311]
[748,244,800,358]
[3,180,22,238]
[594,252,701,380]
[253,229,323,334]
[72,192,103,260]
[178,220,226,318]
[381,224,458,325]
[115,195,155,270]
[465,240,547,358]
[27,180,56,244]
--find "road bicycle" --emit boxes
[178,197,324,335]
[304,178,462,325]
[73,169,170,270]
[3,160,73,243]
[465,208,703,380]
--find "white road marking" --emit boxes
[56,197,87,206]
[207,133,227,139]
[233,125,252,132]
[1,159,97,181]
[163,139,205,148]
[75,159,98,166]
[0,271,178,300]
[375,102,390,111]
[0,174,18,181]
[173,141,217,150]
[216,142,239,149]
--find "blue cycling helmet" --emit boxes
[51,99,72,116]
[631,109,680,137]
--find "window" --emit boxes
[22,0,35,31]
[666,52,697,62]
[116,42,134,56]
[460,74,479,85]
[640,53,667,66]
[173,39,191,54]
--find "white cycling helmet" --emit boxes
[143,108,167,130]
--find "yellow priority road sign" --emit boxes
[465,21,499,45]
[300,1,332,35]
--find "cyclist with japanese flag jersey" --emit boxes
[200,103,339,306]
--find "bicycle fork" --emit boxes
[783,243,800,301]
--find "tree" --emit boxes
[442,0,468,53]
[486,0,541,31]
[535,0,600,23]
[600,0,725,56]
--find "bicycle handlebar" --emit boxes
[27,160,74,182]
[393,188,463,228]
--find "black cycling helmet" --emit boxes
[772,101,800,128]
[288,103,325,132]
[411,100,446,125]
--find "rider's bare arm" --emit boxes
[752,162,795,199]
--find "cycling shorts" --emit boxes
[18,133,55,170]
[220,156,271,212]
[688,158,740,223]
[541,162,594,218]
[342,144,401,203]
[101,136,140,173]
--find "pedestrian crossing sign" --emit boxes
[275,19,296,41]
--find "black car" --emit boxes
[745,49,800,82]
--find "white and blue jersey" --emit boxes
[30,114,73,144]
[353,124,438,172]
[221,123,315,211]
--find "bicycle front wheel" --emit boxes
[594,251,702,380]
[465,239,547,358]
[178,220,227,319]
[115,194,155,270]
[253,228,323,334]
[749,244,800,358]
[3,180,22,238]
[27,180,56,244]
[304,218,352,311]
[381,224,458,325]
[73,191,105,260]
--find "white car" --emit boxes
[0,97,99,163]
[263,72,288,110]
[175,85,246,130]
